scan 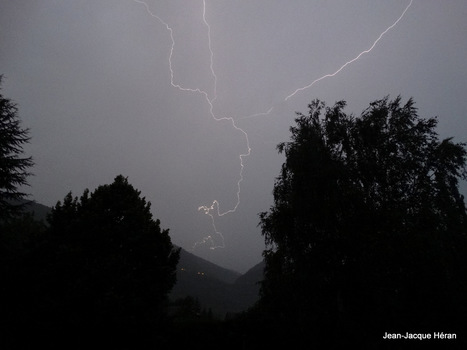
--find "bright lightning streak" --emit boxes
[195,116,251,250]
[203,2,218,104]
[199,1,251,249]
[284,0,413,102]
[133,0,413,250]
[133,0,250,250]
[133,0,213,99]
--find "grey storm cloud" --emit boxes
[1,0,466,272]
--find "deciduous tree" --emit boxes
[11,175,180,341]
[259,97,467,345]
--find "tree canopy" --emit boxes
[0,76,33,221]
[3,175,180,344]
[258,96,467,346]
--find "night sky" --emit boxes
[1,0,466,272]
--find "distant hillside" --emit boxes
[234,260,265,286]
[230,260,265,312]
[23,200,51,222]
[9,199,51,223]
[177,248,241,284]
[171,249,264,317]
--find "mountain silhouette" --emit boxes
[171,248,263,317]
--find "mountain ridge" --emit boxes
[171,248,263,316]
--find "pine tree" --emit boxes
[0,76,33,221]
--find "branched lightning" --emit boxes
[134,0,250,250]
[133,0,413,250]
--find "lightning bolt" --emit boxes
[284,0,413,101]
[133,0,214,99]
[133,0,249,250]
[132,0,413,250]
[239,0,413,120]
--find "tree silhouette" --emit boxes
[7,175,180,344]
[0,76,33,222]
[258,97,467,346]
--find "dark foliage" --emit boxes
[0,76,33,222]
[1,176,180,346]
[257,97,467,347]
